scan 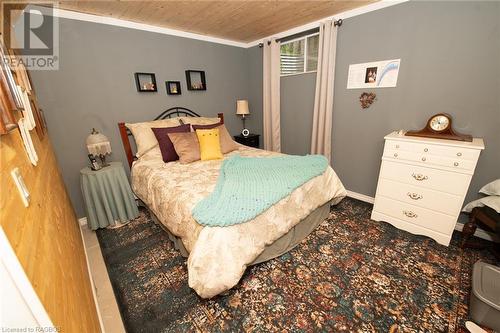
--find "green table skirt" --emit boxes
[80,161,139,230]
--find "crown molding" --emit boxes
[29,0,409,49]
[246,0,410,47]
[36,6,249,48]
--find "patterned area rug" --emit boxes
[96,198,499,332]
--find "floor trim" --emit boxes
[78,223,105,332]
[346,190,375,204]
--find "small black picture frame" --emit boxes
[135,72,157,92]
[166,81,181,95]
[185,70,206,91]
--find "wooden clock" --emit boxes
[405,113,472,142]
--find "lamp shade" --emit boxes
[86,128,112,156]
[236,100,250,115]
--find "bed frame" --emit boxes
[118,106,224,169]
[117,107,334,269]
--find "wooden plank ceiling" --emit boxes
[56,1,376,43]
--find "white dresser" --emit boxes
[371,132,485,246]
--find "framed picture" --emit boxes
[0,44,24,110]
[185,70,206,91]
[166,81,181,95]
[134,72,157,92]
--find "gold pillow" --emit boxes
[195,128,223,161]
[167,132,200,164]
[191,123,239,154]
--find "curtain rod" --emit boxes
[258,19,342,48]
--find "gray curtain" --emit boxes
[263,38,281,152]
[311,20,338,163]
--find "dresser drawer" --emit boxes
[385,139,480,160]
[379,160,471,195]
[373,196,456,235]
[376,179,462,216]
[384,149,477,172]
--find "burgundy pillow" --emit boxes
[151,124,191,162]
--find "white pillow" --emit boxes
[178,116,221,126]
[125,118,181,157]
[462,196,500,213]
[479,179,500,196]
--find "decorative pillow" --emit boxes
[462,196,500,213]
[192,123,239,154]
[151,124,191,163]
[196,128,223,161]
[168,132,201,164]
[178,116,221,126]
[479,179,500,196]
[125,118,181,157]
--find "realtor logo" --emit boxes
[1,2,59,70]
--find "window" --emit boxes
[280,33,319,76]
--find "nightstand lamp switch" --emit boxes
[11,168,30,207]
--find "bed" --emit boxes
[118,107,346,298]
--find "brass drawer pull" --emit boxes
[407,192,423,200]
[457,152,462,157]
[454,162,459,167]
[412,173,428,181]
[394,153,398,157]
[403,210,418,218]
[421,157,426,161]
[424,148,428,152]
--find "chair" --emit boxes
[461,206,500,260]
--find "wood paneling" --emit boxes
[0,109,100,330]
[56,0,376,42]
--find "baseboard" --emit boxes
[78,223,105,332]
[78,217,87,226]
[345,189,496,243]
[346,190,375,204]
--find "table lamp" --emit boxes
[236,100,250,137]
[86,128,112,168]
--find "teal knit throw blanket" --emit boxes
[192,154,328,227]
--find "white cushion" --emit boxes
[178,116,221,126]
[479,179,500,196]
[125,118,181,157]
[462,196,500,213]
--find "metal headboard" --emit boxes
[154,106,201,120]
[118,107,224,169]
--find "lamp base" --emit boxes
[240,115,250,137]
[99,154,110,168]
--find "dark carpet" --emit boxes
[96,198,499,333]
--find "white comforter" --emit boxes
[131,146,346,298]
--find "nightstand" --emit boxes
[80,161,139,230]
[234,134,260,148]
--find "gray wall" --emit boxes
[279,0,500,206]
[28,1,500,218]
[29,18,262,217]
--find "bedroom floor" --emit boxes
[95,198,499,332]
